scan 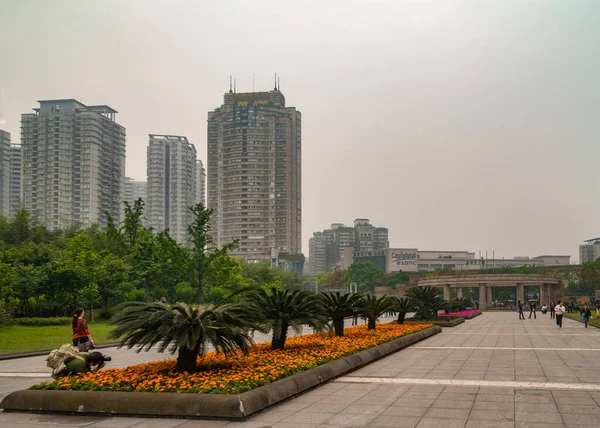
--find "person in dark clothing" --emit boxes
[581,304,592,328]
[518,300,525,320]
[550,300,556,319]
[529,301,537,319]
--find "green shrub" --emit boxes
[0,303,13,326]
[13,317,71,326]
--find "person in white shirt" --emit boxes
[555,300,566,328]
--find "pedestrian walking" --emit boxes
[550,300,556,319]
[555,300,566,328]
[529,301,537,319]
[581,304,592,328]
[518,300,525,320]
[596,301,600,318]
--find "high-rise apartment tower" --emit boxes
[207,84,301,261]
[21,100,125,229]
[147,134,199,242]
[8,144,22,218]
[196,159,206,206]
[0,130,11,217]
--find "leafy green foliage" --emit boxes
[405,287,448,320]
[243,289,327,350]
[356,294,396,329]
[319,292,362,336]
[12,317,71,326]
[109,301,256,373]
[341,261,382,292]
[393,297,416,324]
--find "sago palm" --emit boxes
[244,289,327,350]
[109,301,255,373]
[405,286,447,319]
[320,292,362,336]
[356,294,396,329]
[393,297,416,324]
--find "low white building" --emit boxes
[385,248,570,273]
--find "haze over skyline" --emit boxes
[1,0,599,261]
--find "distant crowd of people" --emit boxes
[517,299,599,329]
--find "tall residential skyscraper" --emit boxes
[21,100,125,230]
[124,177,147,205]
[147,134,198,242]
[8,144,22,218]
[196,159,206,206]
[0,130,10,217]
[207,85,301,262]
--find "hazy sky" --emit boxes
[1,0,599,260]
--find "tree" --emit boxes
[342,262,382,292]
[186,204,239,300]
[376,271,410,288]
[393,297,416,324]
[320,292,362,336]
[405,286,447,319]
[244,288,326,350]
[356,294,396,329]
[109,301,256,373]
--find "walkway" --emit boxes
[2,312,600,427]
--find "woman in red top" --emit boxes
[72,308,95,351]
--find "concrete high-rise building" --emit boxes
[8,144,22,218]
[147,134,197,242]
[0,130,10,217]
[124,177,147,205]
[21,100,125,230]
[207,85,301,262]
[196,159,206,205]
[309,219,389,274]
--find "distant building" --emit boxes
[385,248,571,273]
[21,99,125,229]
[195,159,206,206]
[0,130,10,217]
[147,134,198,242]
[124,177,147,205]
[308,219,389,274]
[8,144,21,218]
[207,85,301,262]
[580,238,600,263]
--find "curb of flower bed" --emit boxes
[461,312,482,320]
[0,325,441,420]
[422,318,465,327]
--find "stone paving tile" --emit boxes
[472,400,514,411]
[416,418,467,428]
[368,415,421,427]
[465,421,514,428]
[280,411,334,424]
[469,409,515,421]
[322,412,378,427]
[380,405,428,417]
[302,402,350,414]
[424,407,471,419]
[431,399,473,409]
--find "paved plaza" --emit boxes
[2,312,600,427]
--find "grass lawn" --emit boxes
[0,322,116,355]
[565,313,600,328]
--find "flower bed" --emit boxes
[438,310,481,319]
[32,323,433,395]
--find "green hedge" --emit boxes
[13,317,71,326]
